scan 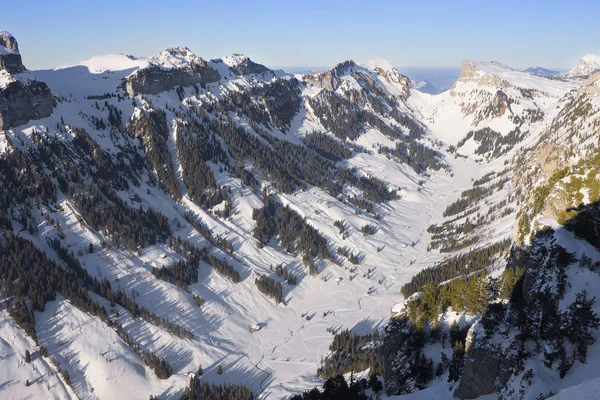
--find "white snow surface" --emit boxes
[78,53,150,73]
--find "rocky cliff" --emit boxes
[0,32,55,129]
[0,31,24,74]
[0,79,56,129]
[124,47,220,96]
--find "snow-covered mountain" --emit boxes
[566,54,600,78]
[2,31,600,400]
[524,66,562,77]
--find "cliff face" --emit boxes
[0,31,24,74]
[124,48,221,96]
[454,335,513,399]
[0,32,55,129]
[0,80,56,129]
[125,64,221,96]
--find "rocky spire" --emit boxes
[0,31,55,129]
[0,31,25,73]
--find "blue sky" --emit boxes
[2,0,599,70]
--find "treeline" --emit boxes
[308,90,443,174]
[127,108,180,198]
[2,233,175,379]
[456,127,527,160]
[201,248,241,283]
[274,263,297,285]
[176,121,229,209]
[72,183,171,251]
[442,176,509,218]
[255,274,284,303]
[379,140,445,174]
[49,238,195,339]
[204,114,396,202]
[291,373,383,400]
[317,329,382,380]
[304,131,352,162]
[347,196,375,214]
[252,194,331,261]
[179,374,253,400]
[401,239,512,297]
[0,147,56,211]
[70,127,137,189]
[217,77,301,131]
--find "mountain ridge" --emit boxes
[2,31,600,400]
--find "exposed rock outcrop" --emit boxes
[0,31,24,73]
[566,54,600,78]
[226,54,270,75]
[454,338,513,399]
[124,47,220,96]
[0,31,55,129]
[456,60,508,89]
[0,80,56,129]
[304,60,356,91]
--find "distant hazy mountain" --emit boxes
[523,66,562,77]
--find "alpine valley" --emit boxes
[2,30,600,400]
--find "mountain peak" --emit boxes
[215,53,270,75]
[360,58,396,73]
[567,54,600,78]
[458,60,512,81]
[0,31,25,73]
[151,46,209,69]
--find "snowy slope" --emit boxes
[3,33,600,399]
[0,309,76,400]
[566,54,600,78]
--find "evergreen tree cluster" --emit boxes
[274,263,297,284]
[291,373,383,400]
[143,351,174,379]
[361,224,377,235]
[401,239,511,297]
[201,248,241,283]
[317,329,382,379]
[217,77,301,131]
[72,183,171,251]
[152,237,202,288]
[127,108,180,198]
[456,127,528,160]
[49,238,194,339]
[1,233,176,378]
[346,197,375,214]
[176,121,229,209]
[179,374,253,400]
[304,131,352,162]
[0,147,56,212]
[255,274,284,303]
[252,194,332,261]
[379,140,445,174]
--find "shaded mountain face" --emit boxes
[524,66,562,77]
[2,31,600,400]
[0,31,55,129]
[0,31,24,73]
